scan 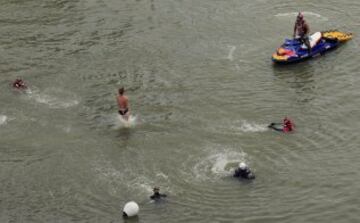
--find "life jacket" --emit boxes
[283,119,293,132]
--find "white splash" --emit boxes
[129,176,154,194]
[92,157,160,196]
[192,149,247,181]
[156,172,169,179]
[115,114,137,129]
[61,125,72,133]
[236,120,268,133]
[0,115,8,126]
[32,93,78,108]
[227,45,237,61]
[275,11,328,21]
[27,88,79,109]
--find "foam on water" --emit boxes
[275,11,328,21]
[114,114,138,129]
[213,120,269,135]
[129,172,172,197]
[192,149,248,181]
[58,125,72,133]
[26,88,79,109]
[92,157,131,195]
[236,120,268,133]
[0,115,8,126]
[227,45,236,61]
[92,156,172,199]
[156,172,169,179]
[129,176,154,193]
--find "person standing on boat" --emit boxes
[293,12,311,54]
[117,87,130,120]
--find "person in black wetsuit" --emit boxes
[150,187,167,200]
[233,162,255,180]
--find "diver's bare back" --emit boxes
[117,95,129,111]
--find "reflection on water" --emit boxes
[123,216,140,223]
[116,127,133,144]
[273,62,316,104]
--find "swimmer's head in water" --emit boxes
[297,12,304,20]
[13,79,26,89]
[119,87,124,95]
[239,162,247,170]
[153,187,160,192]
[284,117,291,123]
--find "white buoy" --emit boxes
[239,162,247,170]
[122,201,139,217]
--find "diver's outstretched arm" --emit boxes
[268,123,283,132]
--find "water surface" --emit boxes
[1,0,360,222]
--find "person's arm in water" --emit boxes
[150,192,167,200]
[247,172,255,179]
[268,123,284,132]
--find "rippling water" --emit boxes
[1,0,360,222]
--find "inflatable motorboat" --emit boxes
[272,30,352,64]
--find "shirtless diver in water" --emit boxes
[117,87,130,120]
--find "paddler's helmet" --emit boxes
[239,162,247,170]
